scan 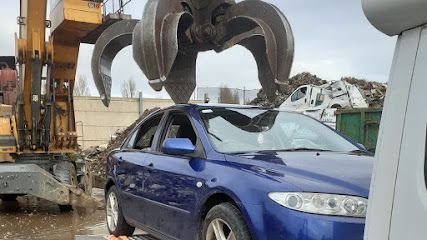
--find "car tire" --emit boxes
[106,185,135,237]
[202,202,251,240]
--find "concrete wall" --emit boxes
[74,96,203,149]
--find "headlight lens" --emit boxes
[268,192,368,218]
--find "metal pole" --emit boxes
[139,91,143,116]
[244,87,246,104]
[119,0,124,13]
[76,121,84,149]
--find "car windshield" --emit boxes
[199,107,359,154]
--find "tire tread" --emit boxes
[107,186,135,237]
[202,202,251,240]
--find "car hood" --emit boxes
[225,152,373,198]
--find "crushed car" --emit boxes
[105,104,372,240]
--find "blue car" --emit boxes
[105,104,372,240]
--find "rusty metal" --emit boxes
[92,0,294,105]
[0,58,17,106]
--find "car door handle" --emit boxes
[147,163,154,168]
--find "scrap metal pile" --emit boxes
[342,77,387,108]
[250,72,387,108]
[83,108,160,179]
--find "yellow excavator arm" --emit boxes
[14,0,103,154]
[0,1,127,207]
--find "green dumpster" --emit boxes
[335,108,382,152]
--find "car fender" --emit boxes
[196,187,263,240]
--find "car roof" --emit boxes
[139,104,268,123]
[137,104,276,136]
[167,103,273,111]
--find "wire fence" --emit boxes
[196,87,260,104]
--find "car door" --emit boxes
[112,128,140,220]
[142,110,207,240]
[115,112,165,225]
[283,86,309,110]
[309,87,325,108]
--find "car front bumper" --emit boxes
[240,200,365,240]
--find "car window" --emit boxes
[315,93,325,106]
[162,112,197,146]
[124,129,138,149]
[134,113,163,151]
[291,87,307,102]
[200,107,358,154]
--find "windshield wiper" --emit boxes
[276,148,332,152]
[231,148,331,155]
[349,149,372,155]
[207,131,223,142]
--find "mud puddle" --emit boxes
[0,194,108,240]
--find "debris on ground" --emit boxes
[83,108,160,181]
[250,72,327,107]
[250,72,387,108]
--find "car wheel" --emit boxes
[202,202,251,240]
[106,185,135,236]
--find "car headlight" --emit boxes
[268,192,368,218]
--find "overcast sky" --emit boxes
[1,0,396,98]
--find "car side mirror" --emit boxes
[162,138,195,156]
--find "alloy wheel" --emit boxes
[206,218,236,240]
[106,191,119,232]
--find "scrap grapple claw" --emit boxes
[92,19,139,107]
[92,0,294,104]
